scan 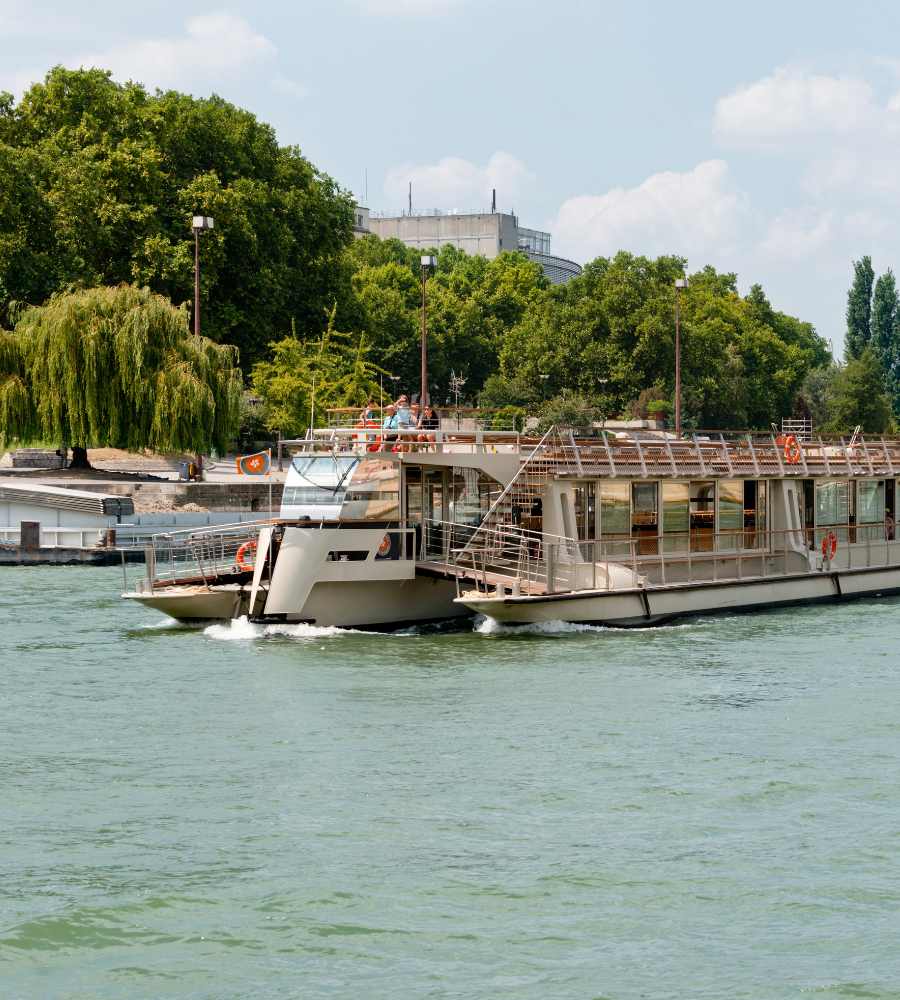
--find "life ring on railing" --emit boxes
[821,531,838,561]
[235,539,257,572]
[377,534,392,558]
[783,434,802,465]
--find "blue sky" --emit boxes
[5,0,900,352]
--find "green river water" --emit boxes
[3,565,900,999]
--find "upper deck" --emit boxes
[283,427,900,481]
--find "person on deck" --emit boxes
[418,404,439,447]
[381,404,399,450]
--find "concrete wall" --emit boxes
[49,481,284,512]
[0,500,115,530]
[370,213,520,259]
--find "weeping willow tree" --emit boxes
[252,306,386,436]
[9,285,243,466]
[0,328,34,446]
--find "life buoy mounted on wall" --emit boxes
[821,531,838,561]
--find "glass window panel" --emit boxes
[600,482,630,535]
[858,480,885,524]
[661,482,689,553]
[815,481,850,526]
[718,480,744,531]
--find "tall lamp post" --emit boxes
[192,215,214,336]
[674,277,687,437]
[420,255,436,406]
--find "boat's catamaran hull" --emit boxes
[457,565,900,627]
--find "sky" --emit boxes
[4,0,900,353]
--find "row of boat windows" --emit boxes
[571,479,767,552]
[572,478,894,553]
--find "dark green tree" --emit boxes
[845,255,875,360]
[823,348,893,433]
[871,269,900,408]
[0,67,354,365]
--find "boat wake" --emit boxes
[473,616,696,636]
[204,616,365,642]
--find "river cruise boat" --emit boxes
[122,421,900,628]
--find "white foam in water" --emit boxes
[473,615,606,636]
[204,616,366,641]
[473,615,696,636]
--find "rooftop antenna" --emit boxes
[408,181,412,215]
[364,168,368,205]
[491,188,496,213]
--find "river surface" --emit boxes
[3,566,900,999]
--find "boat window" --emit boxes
[282,486,346,506]
[815,480,850,547]
[857,479,886,540]
[599,482,630,558]
[717,479,743,549]
[743,481,767,549]
[451,468,497,527]
[662,483,689,553]
[573,483,596,540]
[690,481,715,552]
[632,483,658,555]
[339,459,400,520]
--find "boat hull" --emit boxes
[123,576,465,628]
[457,566,900,627]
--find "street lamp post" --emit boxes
[674,277,687,437]
[420,255,436,406]
[192,215,214,336]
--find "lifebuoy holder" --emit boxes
[783,434,802,465]
[377,534,392,558]
[235,539,257,572]
[821,531,838,561]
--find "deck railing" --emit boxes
[278,427,900,476]
[449,523,900,597]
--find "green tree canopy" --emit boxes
[2,284,242,456]
[0,66,354,365]
[823,348,893,433]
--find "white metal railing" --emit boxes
[448,524,900,597]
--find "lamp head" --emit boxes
[192,215,214,231]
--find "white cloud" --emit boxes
[714,67,877,148]
[550,160,747,264]
[384,151,534,212]
[79,13,276,92]
[352,0,466,14]
[759,210,833,259]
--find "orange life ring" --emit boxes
[377,534,392,557]
[235,539,257,572]
[783,434,802,465]
[821,531,838,561]
[367,437,382,452]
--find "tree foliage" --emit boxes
[0,66,353,365]
[251,309,385,437]
[822,348,893,434]
[2,284,242,452]
[845,255,875,361]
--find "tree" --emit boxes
[251,309,385,437]
[0,67,354,365]
[845,255,875,360]
[823,348,893,434]
[5,284,242,465]
[871,269,900,407]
